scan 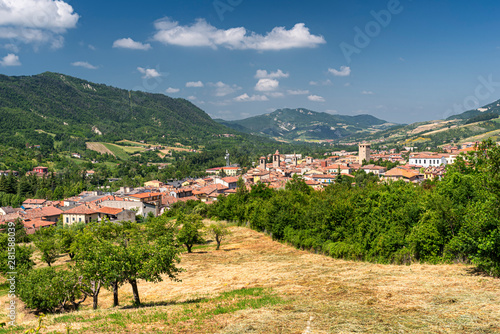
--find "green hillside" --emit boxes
[217,108,394,141]
[0,72,230,147]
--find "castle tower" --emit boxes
[259,156,267,170]
[273,150,281,168]
[292,153,298,166]
[358,143,371,164]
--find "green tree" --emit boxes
[177,213,205,253]
[207,222,231,250]
[33,227,59,267]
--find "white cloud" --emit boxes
[328,66,351,77]
[153,18,325,51]
[208,81,241,97]
[137,67,161,79]
[234,93,269,102]
[325,109,338,114]
[344,82,351,87]
[166,87,180,93]
[255,78,279,92]
[0,0,79,48]
[240,112,250,118]
[361,90,374,95]
[0,53,20,66]
[187,95,197,100]
[71,61,98,70]
[186,81,204,88]
[308,95,325,102]
[255,69,289,79]
[113,38,151,50]
[88,44,96,50]
[287,89,309,95]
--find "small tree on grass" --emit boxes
[207,222,231,250]
[71,222,121,310]
[56,223,84,260]
[177,213,205,253]
[33,226,59,267]
[17,267,86,313]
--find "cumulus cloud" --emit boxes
[287,89,309,95]
[255,69,289,79]
[361,90,374,95]
[0,0,79,48]
[308,95,325,102]
[255,78,279,92]
[186,81,204,88]
[71,61,98,70]
[0,53,20,66]
[113,38,151,50]
[234,93,269,102]
[166,87,180,93]
[208,81,241,97]
[187,95,197,100]
[328,66,351,77]
[137,67,161,79]
[153,18,325,51]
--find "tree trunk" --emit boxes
[111,281,119,307]
[186,244,192,253]
[216,240,221,250]
[92,281,101,310]
[130,279,141,305]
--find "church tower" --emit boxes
[358,143,371,164]
[259,156,267,170]
[273,150,281,168]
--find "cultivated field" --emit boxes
[85,142,115,156]
[3,225,499,333]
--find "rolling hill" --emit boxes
[0,72,231,146]
[216,108,395,142]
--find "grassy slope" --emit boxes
[3,225,500,333]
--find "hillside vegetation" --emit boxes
[0,72,230,147]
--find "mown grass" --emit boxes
[100,143,130,160]
[44,287,284,333]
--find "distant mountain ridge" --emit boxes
[216,108,394,141]
[446,98,500,120]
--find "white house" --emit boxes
[408,154,448,168]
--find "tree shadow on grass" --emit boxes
[465,266,497,278]
[120,297,208,310]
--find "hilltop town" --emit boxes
[0,141,480,233]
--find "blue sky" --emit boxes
[1,0,500,124]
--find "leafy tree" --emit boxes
[0,233,34,276]
[177,213,205,253]
[207,222,231,250]
[33,227,59,267]
[17,268,86,313]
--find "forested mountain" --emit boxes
[0,72,230,147]
[446,98,500,121]
[216,108,394,141]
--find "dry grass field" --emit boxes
[2,225,499,333]
[85,142,115,157]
